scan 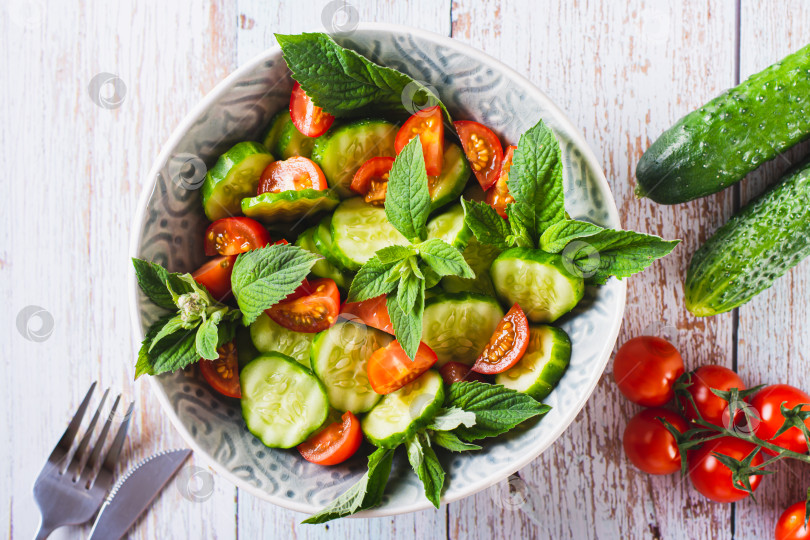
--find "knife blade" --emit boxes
[88,448,192,540]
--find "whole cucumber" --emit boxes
[685,159,810,316]
[636,43,810,204]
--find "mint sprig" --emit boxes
[406,433,445,508]
[385,137,431,243]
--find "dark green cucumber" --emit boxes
[636,43,810,204]
[685,159,810,316]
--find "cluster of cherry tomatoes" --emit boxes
[613,335,810,539]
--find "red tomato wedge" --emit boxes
[455,120,503,190]
[258,156,327,194]
[298,411,362,466]
[199,341,241,398]
[204,217,271,256]
[267,278,340,333]
[471,303,529,375]
[340,295,393,334]
[439,362,488,385]
[192,255,237,301]
[289,82,334,137]
[394,105,444,175]
[350,156,394,205]
[486,145,516,218]
[368,340,437,394]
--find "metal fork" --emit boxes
[32,382,134,539]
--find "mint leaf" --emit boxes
[431,431,482,452]
[347,256,399,303]
[508,119,565,242]
[406,433,445,508]
[136,314,176,378]
[146,328,199,376]
[540,219,604,253]
[385,137,431,243]
[302,447,395,524]
[397,270,420,314]
[506,204,535,248]
[461,199,511,249]
[132,258,176,310]
[195,313,221,361]
[387,284,424,360]
[418,238,475,278]
[231,244,320,325]
[427,407,477,431]
[148,314,190,353]
[276,33,449,120]
[445,381,551,441]
[376,244,415,265]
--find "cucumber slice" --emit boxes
[490,247,585,323]
[426,204,471,249]
[330,197,409,270]
[422,292,504,367]
[240,189,339,224]
[314,215,349,271]
[428,143,471,212]
[362,370,445,448]
[311,119,398,198]
[495,325,572,400]
[249,312,314,367]
[201,142,274,221]
[240,353,329,448]
[295,226,352,289]
[310,320,393,414]
[440,236,501,296]
[275,112,318,159]
[235,326,259,370]
[262,110,289,154]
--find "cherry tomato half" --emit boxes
[258,156,327,194]
[439,362,488,385]
[623,408,687,475]
[454,120,503,190]
[776,501,810,540]
[267,278,340,333]
[751,384,810,454]
[192,255,237,301]
[471,304,529,375]
[203,217,271,256]
[680,365,745,426]
[199,341,241,398]
[688,436,763,503]
[613,336,684,407]
[367,340,437,394]
[297,410,362,466]
[486,145,516,219]
[289,82,334,137]
[350,156,394,205]
[340,295,393,334]
[394,105,444,176]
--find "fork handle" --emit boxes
[34,520,56,540]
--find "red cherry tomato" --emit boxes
[776,501,810,540]
[486,145,516,219]
[454,120,503,190]
[394,105,444,175]
[622,408,687,475]
[612,336,685,407]
[688,437,763,503]
[203,217,270,256]
[367,341,437,394]
[297,411,362,466]
[350,157,394,205]
[471,304,529,375]
[751,384,810,454]
[267,278,340,333]
[192,255,237,301]
[680,365,745,426]
[439,362,488,385]
[199,341,241,398]
[258,156,327,194]
[289,82,334,137]
[340,295,393,334]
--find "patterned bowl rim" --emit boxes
[128,22,627,517]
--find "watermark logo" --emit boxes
[561,240,601,279]
[401,80,441,117]
[490,475,530,510]
[723,400,761,436]
[321,1,359,36]
[88,73,127,109]
[641,321,680,349]
[6,0,45,30]
[16,305,54,342]
[168,153,208,191]
[175,465,215,502]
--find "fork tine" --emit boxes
[78,394,120,485]
[87,400,134,490]
[48,382,97,466]
[68,388,109,479]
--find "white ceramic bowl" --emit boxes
[129,23,626,517]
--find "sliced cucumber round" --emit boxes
[314,215,349,271]
[421,292,504,367]
[428,143,471,212]
[440,236,502,296]
[310,320,393,414]
[294,226,352,289]
[490,247,585,323]
[262,109,289,155]
[240,353,329,448]
[249,312,314,367]
[362,370,445,448]
[275,112,318,159]
[311,119,398,198]
[330,197,409,270]
[426,204,471,249]
[495,325,571,400]
[201,142,274,221]
[240,189,339,224]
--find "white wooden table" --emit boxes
[3,1,809,538]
